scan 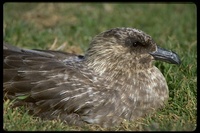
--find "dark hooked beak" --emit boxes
[149,46,181,65]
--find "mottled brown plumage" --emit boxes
[3,27,181,127]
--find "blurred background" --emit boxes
[3,3,197,131]
[3,3,196,53]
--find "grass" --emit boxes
[3,3,197,131]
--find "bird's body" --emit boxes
[3,27,181,127]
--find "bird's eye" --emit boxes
[132,41,140,47]
[125,37,143,48]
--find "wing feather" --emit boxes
[3,44,114,124]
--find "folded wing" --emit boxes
[3,43,117,125]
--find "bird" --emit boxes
[3,27,181,128]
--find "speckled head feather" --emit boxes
[85,28,158,75]
[3,27,181,127]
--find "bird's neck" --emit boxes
[84,57,153,81]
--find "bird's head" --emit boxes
[85,27,181,76]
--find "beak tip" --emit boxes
[172,51,181,65]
